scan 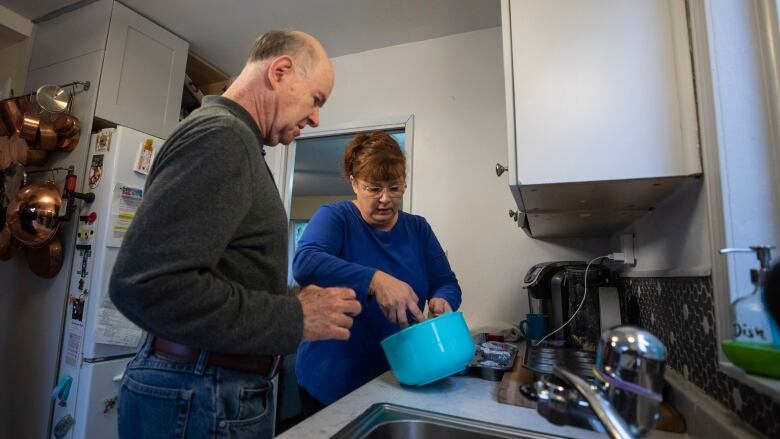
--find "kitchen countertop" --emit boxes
[277,370,689,438]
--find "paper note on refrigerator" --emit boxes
[108,183,143,247]
[94,294,143,347]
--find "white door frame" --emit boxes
[280,115,416,216]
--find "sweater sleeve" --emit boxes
[109,123,303,355]
[421,219,463,310]
[292,205,377,301]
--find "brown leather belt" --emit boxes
[152,338,280,377]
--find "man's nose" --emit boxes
[308,107,320,127]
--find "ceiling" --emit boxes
[292,131,404,197]
[2,0,501,75]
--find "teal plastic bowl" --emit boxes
[380,312,475,386]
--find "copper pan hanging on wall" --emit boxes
[6,180,61,247]
[26,236,63,278]
[0,97,25,136]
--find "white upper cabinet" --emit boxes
[500,0,700,237]
[96,2,188,138]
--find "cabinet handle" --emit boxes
[495,163,508,177]
[508,209,519,222]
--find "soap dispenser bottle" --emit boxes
[719,246,778,347]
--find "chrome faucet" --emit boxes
[532,326,667,439]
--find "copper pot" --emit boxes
[6,181,62,247]
[0,136,11,170]
[26,236,63,278]
[37,121,58,151]
[26,149,49,167]
[0,115,8,137]
[57,130,80,152]
[0,99,24,136]
[20,112,40,141]
[53,114,80,138]
[0,224,13,261]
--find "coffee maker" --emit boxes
[522,261,619,352]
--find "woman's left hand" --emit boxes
[427,298,452,318]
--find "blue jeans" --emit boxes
[117,337,276,439]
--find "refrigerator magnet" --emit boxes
[95,131,112,152]
[133,138,156,175]
[89,155,104,189]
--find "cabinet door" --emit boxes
[503,0,699,186]
[96,2,188,138]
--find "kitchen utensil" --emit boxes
[0,98,24,136]
[380,311,475,386]
[6,180,62,247]
[20,112,40,141]
[35,85,71,113]
[721,340,780,379]
[37,120,58,151]
[519,313,549,344]
[57,130,80,152]
[53,114,77,135]
[26,236,63,278]
[26,149,49,167]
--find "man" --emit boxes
[109,30,361,439]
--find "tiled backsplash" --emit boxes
[619,277,779,438]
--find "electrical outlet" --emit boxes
[621,233,636,266]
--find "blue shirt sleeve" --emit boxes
[292,205,377,301]
[419,218,462,310]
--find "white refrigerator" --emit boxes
[50,126,163,439]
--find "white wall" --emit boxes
[0,37,31,96]
[322,28,609,329]
[0,4,33,96]
[0,2,111,438]
[616,178,712,276]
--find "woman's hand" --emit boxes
[427,297,453,318]
[370,271,425,328]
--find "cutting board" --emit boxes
[496,344,537,409]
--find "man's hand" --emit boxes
[370,271,425,328]
[427,297,452,318]
[298,285,362,341]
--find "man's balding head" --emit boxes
[247,30,325,77]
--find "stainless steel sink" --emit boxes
[331,403,569,439]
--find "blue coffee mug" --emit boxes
[519,313,549,343]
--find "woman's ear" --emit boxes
[350,175,359,195]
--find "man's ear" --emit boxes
[267,55,294,89]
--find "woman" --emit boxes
[292,131,462,414]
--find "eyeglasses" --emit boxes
[357,180,407,199]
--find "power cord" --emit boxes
[533,254,617,346]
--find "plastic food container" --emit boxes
[466,341,518,381]
[381,312,475,386]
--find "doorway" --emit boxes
[274,116,414,432]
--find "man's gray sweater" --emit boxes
[109,95,303,355]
